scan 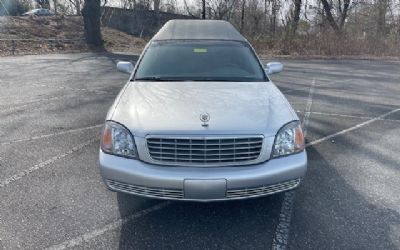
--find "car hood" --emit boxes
[110,81,297,138]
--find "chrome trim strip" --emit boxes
[106,178,300,200]
[226,179,300,198]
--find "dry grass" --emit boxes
[1,15,398,60]
[0,16,146,56]
[250,31,400,60]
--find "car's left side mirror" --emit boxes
[117,61,134,74]
[265,62,283,75]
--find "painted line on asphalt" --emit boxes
[0,96,67,113]
[301,78,316,138]
[32,83,109,94]
[271,190,296,250]
[296,110,400,122]
[45,202,171,250]
[271,107,400,249]
[306,108,400,147]
[272,78,316,250]
[0,138,97,189]
[0,92,115,114]
[33,108,400,250]
[0,124,102,146]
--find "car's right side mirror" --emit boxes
[265,62,283,75]
[117,61,134,74]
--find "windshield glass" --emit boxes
[134,40,267,82]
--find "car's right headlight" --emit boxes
[101,121,138,159]
[271,121,305,158]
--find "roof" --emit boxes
[152,20,247,42]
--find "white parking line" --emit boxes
[28,108,400,250]
[0,124,102,146]
[0,92,115,114]
[45,202,171,250]
[32,83,108,94]
[306,108,400,147]
[0,138,97,189]
[0,96,67,113]
[271,107,400,250]
[272,78,316,250]
[296,110,400,123]
[301,78,316,138]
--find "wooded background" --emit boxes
[1,0,400,57]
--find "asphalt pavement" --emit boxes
[0,53,399,250]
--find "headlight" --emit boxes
[101,121,138,159]
[271,121,305,158]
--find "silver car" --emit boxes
[99,20,307,201]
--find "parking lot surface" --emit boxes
[0,53,399,249]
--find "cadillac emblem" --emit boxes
[200,113,210,126]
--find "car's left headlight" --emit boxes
[101,121,138,159]
[271,121,305,158]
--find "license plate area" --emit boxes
[184,179,227,200]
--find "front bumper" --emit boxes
[99,151,307,201]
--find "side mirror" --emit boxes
[117,61,134,74]
[265,62,283,75]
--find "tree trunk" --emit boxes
[75,0,81,15]
[202,0,205,19]
[153,0,160,26]
[82,0,103,47]
[320,0,340,34]
[339,0,350,29]
[291,0,301,36]
[53,0,58,14]
[153,0,160,12]
[376,0,388,37]
[240,0,246,32]
[271,0,277,35]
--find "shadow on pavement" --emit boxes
[117,190,284,249]
[289,146,399,249]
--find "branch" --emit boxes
[320,0,340,34]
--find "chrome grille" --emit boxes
[106,180,184,199]
[146,136,263,166]
[226,179,300,198]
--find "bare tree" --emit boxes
[320,0,351,35]
[240,0,246,31]
[154,0,160,12]
[183,0,197,17]
[65,0,81,15]
[82,0,103,47]
[36,0,50,9]
[53,0,57,14]
[202,0,205,19]
[269,0,280,35]
[291,0,302,36]
[208,0,237,20]
[376,0,389,37]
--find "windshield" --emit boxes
[133,40,267,82]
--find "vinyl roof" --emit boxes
[152,20,247,42]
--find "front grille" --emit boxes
[226,179,300,198]
[106,180,184,199]
[146,136,263,166]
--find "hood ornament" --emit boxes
[200,113,210,127]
